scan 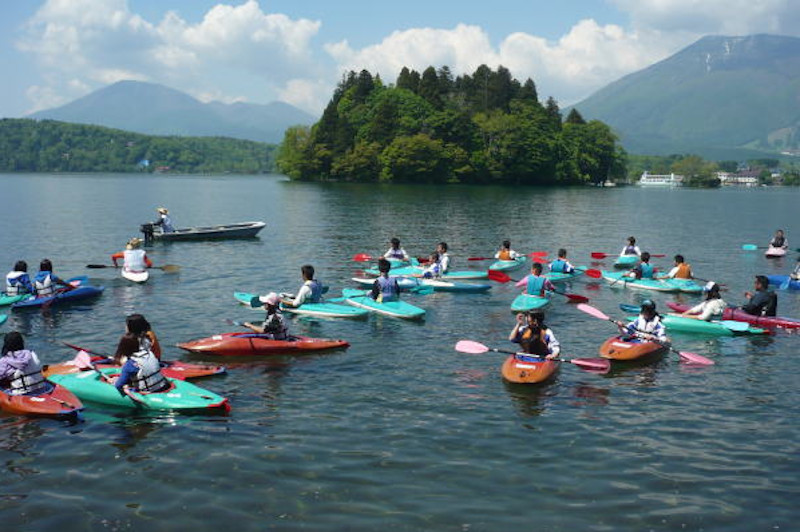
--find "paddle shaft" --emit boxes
[475,346,608,371]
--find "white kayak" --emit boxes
[122,269,149,283]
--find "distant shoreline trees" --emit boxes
[277,65,627,185]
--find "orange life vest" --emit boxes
[498,250,512,260]
[674,263,692,279]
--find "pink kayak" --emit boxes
[666,302,800,330]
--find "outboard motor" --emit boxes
[140,223,155,245]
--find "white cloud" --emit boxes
[278,78,332,113]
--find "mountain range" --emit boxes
[29,80,316,144]
[572,34,800,158]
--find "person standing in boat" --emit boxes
[616,300,667,341]
[681,282,726,321]
[383,238,410,262]
[112,332,169,395]
[742,275,777,317]
[370,259,400,302]
[769,229,788,250]
[33,259,72,297]
[281,265,324,308]
[5,260,34,296]
[495,240,520,261]
[111,238,153,272]
[549,249,575,274]
[509,311,560,359]
[0,332,49,395]
[620,236,641,257]
[243,292,289,339]
[153,207,175,233]
[656,254,693,280]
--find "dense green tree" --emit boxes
[379,134,450,183]
[565,109,586,125]
[418,66,442,108]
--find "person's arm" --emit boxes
[401,248,410,261]
[144,254,153,268]
[509,315,524,342]
[111,252,123,267]
[288,284,311,307]
[545,329,560,359]
[544,279,556,292]
[243,321,265,333]
[681,302,704,316]
[564,260,574,273]
[514,275,529,288]
[114,359,138,394]
[659,266,679,280]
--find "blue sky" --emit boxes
[2,0,798,118]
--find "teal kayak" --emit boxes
[488,257,527,272]
[666,278,704,294]
[351,277,491,293]
[341,289,425,320]
[601,271,680,292]
[363,265,489,280]
[614,255,639,268]
[624,314,768,336]
[49,368,229,412]
[544,270,584,283]
[234,291,368,319]
[0,294,28,307]
[510,293,550,312]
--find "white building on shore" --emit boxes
[716,171,759,187]
[639,171,684,187]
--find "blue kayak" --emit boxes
[234,291,368,319]
[767,274,800,290]
[510,293,550,312]
[11,285,104,309]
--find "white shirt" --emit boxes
[687,299,727,321]
[123,249,148,272]
[438,253,450,274]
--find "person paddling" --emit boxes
[791,257,800,281]
[626,251,654,280]
[495,240,519,261]
[371,258,400,302]
[549,248,575,274]
[616,299,667,341]
[126,314,162,360]
[111,238,153,272]
[282,265,324,308]
[243,292,289,339]
[681,282,726,321]
[436,242,451,274]
[421,252,441,279]
[620,236,641,257]
[153,207,175,233]
[384,238,410,262]
[0,332,49,396]
[33,259,72,297]
[742,275,777,317]
[657,254,692,280]
[515,262,556,296]
[5,260,34,296]
[509,310,560,359]
[769,229,788,250]
[112,332,169,395]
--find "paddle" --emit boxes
[591,252,666,259]
[617,304,751,332]
[352,253,376,262]
[487,271,588,303]
[454,340,611,373]
[72,351,147,406]
[576,303,714,365]
[86,263,180,272]
[224,318,247,328]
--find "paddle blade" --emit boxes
[619,303,640,313]
[741,244,758,251]
[719,320,750,332]
[73,351,94,370]
[569,357,611,373]
[528,251,548,257]
[678,351,715,365]
[455,340,490,354]
[487,270,512,283]
[531,257,547,264]
[224,318,246,327]
[590,252,609,259]
[583,269,603,279]
[563,293,589,304]
[352,253,373,262]
[416,257,430,264]
[577,303,610,321]
[86,264,111,269]
[467,257,490,261]
[650,254,666,258]
[159,264,181,273]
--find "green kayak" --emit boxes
[341,289,425,320]
[614,255,639,268]
[625,315,768,336]
[510,293,550,312]
[666,278,704,294]
[363,265,489,280]
[0,294,28,307]
[49,368,229,412]
[234,291,368,319]
[601,271,680,292]
[488,257,527,272]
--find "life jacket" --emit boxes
[128,350,169,393]
[520,327,550,357]
[422,263,441,278]
[5,350,48,396]
[123,249,148,272]
[6,271,32,296]
[262,310,288,340]
[33,271,56,297]
[376,275,399,302]
[673,263,692,279]
[387,248,405,259]
[139,331,162,360]
[498,250,512,261]
[307,280,323,303]
[623,245,638,255]
[772,236,785,247]
[636,263,654,279]
[526,275,546,296]
[550,259,567,273]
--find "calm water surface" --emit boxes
[0,174,798,530]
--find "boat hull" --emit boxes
[666,302,800,330]
[0,383,83,417]
[501,355,559,384]
[599,336,668,361]
[177,333,349,356]
[145,221,265,241]
[510,293,550,312]
[11,285,104,309]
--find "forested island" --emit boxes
[277,65,626,185]
[0,118,275,174]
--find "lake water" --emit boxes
[0,173,798,530]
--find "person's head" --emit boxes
[640,299,657,319]
[531,262,543,275]
[39,259,53,272]
[674,254,684,264]
[429,252,440,263]
[755,275,769,291]
[2,331,24,355]
[558,248,567,259]
[776,229,784,237]
[390,237,400,249]
[377,258,391,274]
[437,242,448,254]
[114,332,141,362]
[703,282,721,300]
[157,207,169,215]
[126,237,142,250]
[502,240,511,250]
[525,310,546,329]
[13,260,27,273]
[627,236,636,245]
[126,314,152,335]
[301,264,315,280]
[640,251,651,263]
[258,292,280,308]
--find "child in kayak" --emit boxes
[495,240,520,261]
[436,242,450,274]
[616,300,667,341]
[371,259,400,302]
[657,254,692,280]
[742,275,777,317]
[0,331,49,396]
[515,262,556,295]
[421,252,441,278]
[153,207,175,233]
[791,257,800,281]
[681,282,726,321]
[244,292,289,339]
[549,249,575,274]
[626,251,654,280]
[509,311,560,359]
[126,314,162,360]
[33,259,73,297]
[282,265,324,308]
[113,332,169,394]
[111,238,153,272]
[384,238,410,262]
[5,260,34,296]
[769,229,788,250]
[620,236,641,257]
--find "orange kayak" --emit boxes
[177,332,349,356]
[501,354,559,384]
[598,335,668,361]
[0,382,83,417]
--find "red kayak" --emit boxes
[666,302,800,330]
[177,332,350,356]
[0,382,83,418]
[45,357,226,380]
